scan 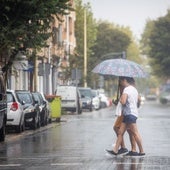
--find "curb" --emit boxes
[4,119,67,143]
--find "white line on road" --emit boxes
[51,162,83,166]
[0,164,21,167]
[113,162,144,165]
[112,162,168,167]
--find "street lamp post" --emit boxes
[84,8,87,87]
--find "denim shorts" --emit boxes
[123,114,137,124]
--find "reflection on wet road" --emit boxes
[0,101,170,169]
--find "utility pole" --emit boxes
[48,44,52,94]
[33,51,38,92]
[84,8,87,87]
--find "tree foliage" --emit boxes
[140,19,154,56]
[141,10,170,78]
[73,1,143,88]
[71,0,97,86]
[91,21,131,68]
[149,10,170,77]
[0,0,72,71]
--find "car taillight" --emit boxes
[10,102,19,111]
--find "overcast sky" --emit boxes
[82,0,170,39]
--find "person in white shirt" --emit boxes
[107,76,145,156]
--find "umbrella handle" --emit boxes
[116,84,120,101]
[116,77,121,104]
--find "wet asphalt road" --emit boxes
[0,100,170,170]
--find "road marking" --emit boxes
[113,162,144,165]
[0,164,21,167]
[51,163,83,166]
[112,162,168,167]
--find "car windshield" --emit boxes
[92,90,97,97]
[79,89,92,98]
[16,93,32,104]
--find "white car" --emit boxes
[99,93,110,108]
[92,90,101,110]
[6,89,25,133]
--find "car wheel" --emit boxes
[48,118,52,124]
[16,117,24,133]
[22,121,25,132]
[42,111,47,126]
[78,106,82,114]
[37,113,41,128]
[16,124,22,133]
[160,98,167,104]
[32,116,37,130]
[89,104,93,112]
[44,113,48,126]
[78,109,82,114]
[0,119,5,142]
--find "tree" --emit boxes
[140,19,155,56]
[72,0,97,86]
[0,0,72,72]
[90,21,131,70]
[147,10,170,78]
[118,27,141,63]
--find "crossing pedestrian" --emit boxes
[107,77,145,156]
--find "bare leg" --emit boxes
[114,126,126,149]
[113,122,127,153]
[128,123,145,153]
[127,128,136,152]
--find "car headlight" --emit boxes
[86,99,91,104]
[24,108,34,113]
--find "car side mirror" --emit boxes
[22,101,25,105]
[35,100,38,104]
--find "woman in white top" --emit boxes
[107,76,145,156]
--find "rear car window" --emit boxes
[7,93,14,103]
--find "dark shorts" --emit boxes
[123,114,137,124]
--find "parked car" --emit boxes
[99,93,110,108]
[41,93,52,123]
[139,93,146,105]
[56,86,82,114]
[92,89,101,110]
[6,89,25,133]
[78,87,93,111]
[15,90,40,130]
[159,88,170,104]
[145,93,157,100]
[0,74,7,142]
[32,92,48,126]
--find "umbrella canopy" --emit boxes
[92,58,147,78]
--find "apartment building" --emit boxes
[9,0,76,94]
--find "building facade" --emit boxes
[9,0,76,95]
